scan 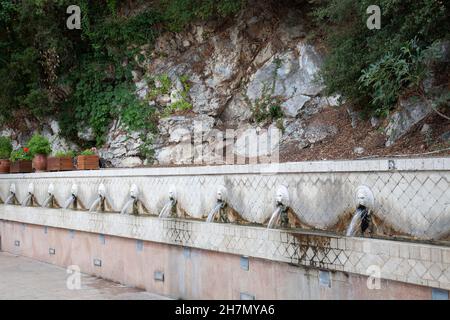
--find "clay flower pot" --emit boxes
[47,157,74,171]
[0,159,10,174]
[77,155,99,170]
[33,154,48,172]
[10,160,33,173]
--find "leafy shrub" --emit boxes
[313,0,449,115]
[10,148,32,162]
[27,134,51,156]
[158,74,173,94]
[139,134,156,161]
[0,137,12,159]
[245,87,285,123]
[166,99,193,114]
[54,150,75,158]
[359,39,442,115]
[162,0,245,31]
[0,0,245,153]
[79,149,96,156]
[146,74,173,101]
[244,58,287,123]
[162,74,193,116]
[121,100,158,133]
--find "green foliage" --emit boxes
[246,87,285,123]
[0,136,12,159]
[146,73,195,117]
[165,99,193,115]
[10,148,32,162]
[163,75,193,115]
[244,58,287,123]
[162,0,245,31]
[359,39,442,115]
[146,74,173,100]
[81,5,162,61]
[313,0,449,115]
[0,1,69,121]
[60,3,164,146]
[54,150,75,158]
[179,74,191,97]
[139,134,156,161]
[79,149,96,156]
[23,88,50,118]
[0,1,164,146]
[67,65,155,145]
[275,118,285,133]
[27,134,51,156]
[158,74,173,94]
[120,100,158,133]
[0,0,246,160]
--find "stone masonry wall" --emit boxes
[0,158,449,240]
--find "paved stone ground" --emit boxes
[0,252,171,300]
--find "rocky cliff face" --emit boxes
[130,2,341,166]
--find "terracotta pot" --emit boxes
[0,159,10,174]
[47,157,74,171]
[77,155,99,170]
[10,160,33,173]
[33,154,47,172]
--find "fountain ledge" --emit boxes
[2,158,449,240]
[0,158,449,179]
[1,205,449,290]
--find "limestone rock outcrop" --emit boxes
[131,4,338,165]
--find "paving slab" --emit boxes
[0,252,170,300]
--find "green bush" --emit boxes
[246,88,285,123]
[162,0,245,31]
[10,148,32,162]
[162,74,193,116]
[166,99,193,113]
[54,150,75,158]
[146,74,173,101]
[0,0,246,151]
[244,57,286,123]
[0,137,12,159]
[158,74,172,95]
[27,134,51,156]
[139,133,156,161]
[359,39,442,115]
[313,0,449,115]
[79,149,96,156]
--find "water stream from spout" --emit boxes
[267,207,281,229]
[159,200,174,218]
[89,197,102,213]
[120,198,135,215]
[63,195,76,209]
[21,194,32,207]
[41,195,53,208]
[346,206,365,236]
[206,201,224,223]
[5,194,14,205]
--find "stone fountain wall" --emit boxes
[0,219,443,299]
[0,158,449,297]
[0,158,449,240]
[0,206,449,293]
